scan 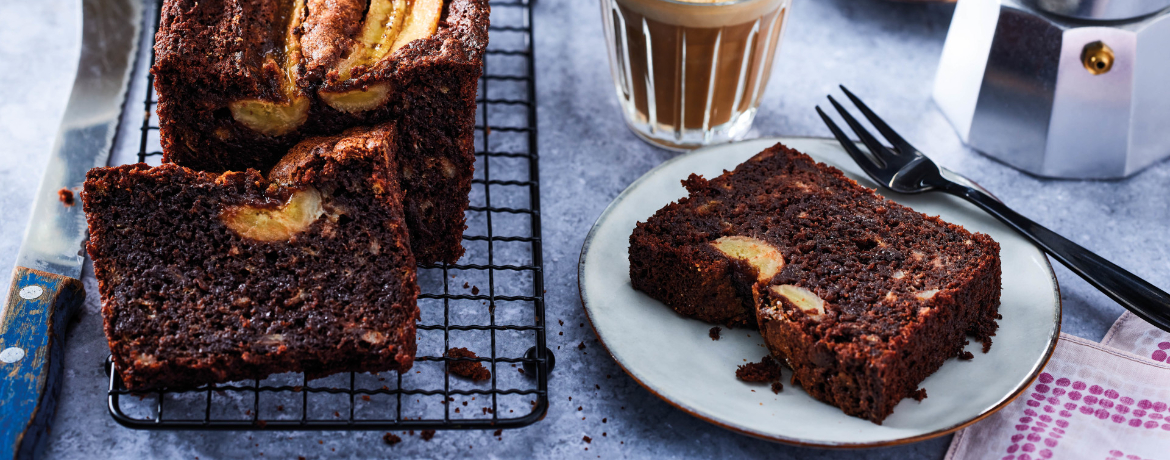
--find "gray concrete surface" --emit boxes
[2,0,1167,458]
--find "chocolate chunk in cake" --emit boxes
[629,143,1001,423]
[152,0,487,264]
[83,124,418,390]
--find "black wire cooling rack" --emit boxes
[106,0,552,431]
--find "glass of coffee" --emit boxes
[600,0,791,150]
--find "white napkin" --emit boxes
[1102,312,1170,365]
[946,313,1170,460]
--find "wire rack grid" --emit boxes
[106,0,552,431]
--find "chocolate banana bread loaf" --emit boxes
[83,124,419,390]
[152,0,488,263]
[629,143,1001,423]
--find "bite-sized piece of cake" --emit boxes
[629,143,1001,423]
[280,124,467,266]
[83,124,418,390]
[152,0,487,265]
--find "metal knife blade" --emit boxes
[1,1,140,459]
[14,0,140,279]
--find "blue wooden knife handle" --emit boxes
[0,267,84,460]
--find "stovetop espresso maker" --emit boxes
[934,0,1170,179]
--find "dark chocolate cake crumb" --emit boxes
[493,429,502,436]
[771,382,784,394]
[446,347,491,381]
[736,356,782,383]
[709,327,721,341]
[420,430,435,441]
[471,286,480,295]
[382,433,401,446]
[911,388,928,401]
[577,342,586,350]
[58,188,74,206]
[582,436,592,443]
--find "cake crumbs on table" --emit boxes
[382,433,401,446]
[420,430,435,441]
[771,381,784,394]
[709,327,721,340]
[582,436,592,443]
[58,188,74,206]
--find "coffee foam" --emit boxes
[615,0,786,28]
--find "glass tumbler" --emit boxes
[599,0,791,151]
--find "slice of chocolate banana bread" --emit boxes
[83,124,419,390]
[628,143,1001,423]
[281,124,464,264]
[152,0,488,263]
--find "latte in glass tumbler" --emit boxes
[600,0,791,150]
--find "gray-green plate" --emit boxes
[578,137,1061,447]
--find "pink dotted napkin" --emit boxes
[946,312,1170,460]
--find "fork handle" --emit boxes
[941,182,1170,332]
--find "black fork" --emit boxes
[818,85,1170,333]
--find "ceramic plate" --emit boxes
[578,137,1061,447]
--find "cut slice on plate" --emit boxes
[580,137,1058,445]
[628,143,1001,423]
